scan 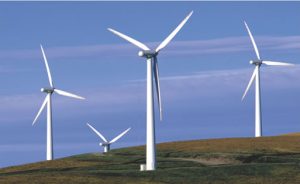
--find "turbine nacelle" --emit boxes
[41,87,54,93]
[138,50,157,58]
[99,142,109,147]
[250,60,262,66]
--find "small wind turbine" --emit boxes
[33,45,85,161]
[242,21,294,137]
[87,123,131,153]
[108,11,193,170]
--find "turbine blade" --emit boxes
[107,28,150,51]
[54,89,85,100]
[109,128,131,144]
[155,11,193,53]
[40,45,54,87]
[242,67,258,100]
[32,95,49,125]
[153,57,163,121]
[262,60,294,66]
[244,21,261,60]
[87,123,108,142]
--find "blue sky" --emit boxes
[0,2,300,167]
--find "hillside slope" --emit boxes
[1,135,300,184]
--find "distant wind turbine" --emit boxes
[242,21,294,137]
[33,45,85,161]
[108,11,193,170]
[87,123,131,153]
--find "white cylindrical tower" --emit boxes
[103,144,110,153]
[146,58,156,171]
[47,94,53,160]
[255,65,262,137]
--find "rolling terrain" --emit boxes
[1,135,300,184]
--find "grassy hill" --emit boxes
[1,135,300,184]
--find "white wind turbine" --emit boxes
[242,21,294,137]
[33,45,85,161]
[108,11,193,171]
[87,123,131,153]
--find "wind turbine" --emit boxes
[33,45,85,161]
[108,11,193,170]
[242,21,294,137]
[87,123,131,153]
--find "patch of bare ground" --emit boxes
[171,157,241,166]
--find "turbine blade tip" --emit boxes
[107,28,115,32]
[241,96,246,101]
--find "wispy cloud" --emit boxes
[164,36,300,56]
[2,65,299,122]
[0,35,299,61]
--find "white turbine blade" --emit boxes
[54,89,85,100]
[155,11,193,53]
[262,61,294,66]
[153,57,163,121]
[109,128,131,144]
[242,67,258,100]
[87,123,108,142]
[107,28,150,51]
[40,45,54,87]
[244,21,261,60]
[32,95,49,125]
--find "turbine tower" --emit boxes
[33,45,85,160]
[108,11,193,170]
[242,21,294,137]
[87,123,131,153]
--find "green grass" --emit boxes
[1,135,300,183]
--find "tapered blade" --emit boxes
[153,57,163,121]
[109,128,131,144]
[87,123,108,143]
[40,45,54,87]
[54,89,85,100]
[262,61,294,66]
[244,21,261,60]
[107,28,150,51]
[242,67,258,100]
[32,95,49,125]
[155,11,193,53]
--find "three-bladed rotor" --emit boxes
[108,11,193,121]
[87,123,131,146]
[242,21,294,100]
[32,45,85,125]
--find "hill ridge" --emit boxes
[1,134,300,184]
